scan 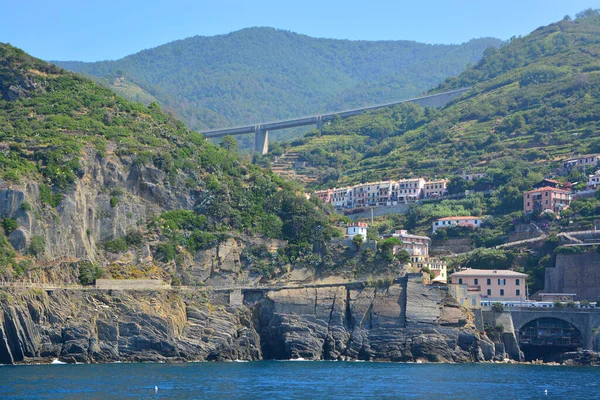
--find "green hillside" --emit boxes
[282,11,600,189]
[54,28,501,146]
[0,43,338,280]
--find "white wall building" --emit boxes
[347,222,368,240]
[432,216,482,232]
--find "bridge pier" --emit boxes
[316,116,324,131]
[255,128,268,154]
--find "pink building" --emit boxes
[423,179,448,198]
[523,186,572,214]
[313,189,332,203]
[450,269,527,301]
[562,154,600,171]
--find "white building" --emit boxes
[588,171,600,190]
[432,216,482,232]
[347,222,368,240]
[392,178,425,202]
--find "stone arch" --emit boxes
[517,317,582,348]
[512,312,588,337]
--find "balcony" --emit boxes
[467,285,481,292]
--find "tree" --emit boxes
[220,135,238,152]
[352,234,364,250]
[379,237,403,261]
[394,249,411,264]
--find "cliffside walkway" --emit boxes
[0,279,391,293]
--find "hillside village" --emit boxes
[303,151,600,308]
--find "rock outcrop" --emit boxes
[0,289,261,364]
[0,276,505,365]
[253,277,496,362]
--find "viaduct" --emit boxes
[201,87,471,154]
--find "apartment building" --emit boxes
[423,179,448,198]
[588,171,600,190]
[523,186,572,214]
[432,216,482,232]
[562,154,600,171]
[392,178,425,202]
[450,269,527,301]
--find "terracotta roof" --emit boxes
[451,269,527,277]
[524,186,572,194]
[437,216,481,221]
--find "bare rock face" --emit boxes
[0,289,261,364]
[253,277,495,363]
[0,277,504,365]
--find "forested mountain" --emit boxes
[282,11,600,189]
[54,28,501,145]
[0,43,338,283]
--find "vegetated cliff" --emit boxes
[0,276,513,365]
[0,43,342,286]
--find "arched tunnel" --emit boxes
[518,317,582,362]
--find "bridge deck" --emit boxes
[202,87,471,138]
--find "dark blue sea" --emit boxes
[0,361,599,399]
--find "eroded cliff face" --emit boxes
[0,289,261,364]
[253,280,496,362]
[0,278,504,364]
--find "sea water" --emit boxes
[0,361,599,399]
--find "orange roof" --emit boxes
[524,186,572,194]
[437,216,481,221]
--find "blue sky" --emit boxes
[2,0,598,62]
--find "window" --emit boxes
[527,202,530,207]
[487,289,491,296]
[516,279,520,286]
[474,278,479,285]
[458,278,463,284]
[500,289,504,296]
[516,289,521,296]
[487,279,491,285]
[472,298,476,306]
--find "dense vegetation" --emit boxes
[280,11,600,189]
[54,27,501,147]
[0,43,338,278]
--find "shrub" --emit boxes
[20,202,31,211]
[39,185,63,208]
[125,230,143,247]
[78,261,102,285]
[491,302,504,313]
[28,236,45,257]
[110,196,119,208]
[104,238,128,253]
[2,218,18,234]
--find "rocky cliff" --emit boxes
[0,277,508,364]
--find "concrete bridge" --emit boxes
[509,308,600,353]
[201,87,471,154]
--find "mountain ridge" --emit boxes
[52,27,501,146]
